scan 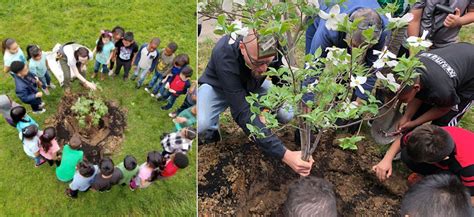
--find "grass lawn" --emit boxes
[0,0,196,216]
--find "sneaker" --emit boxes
[199,129,222,145]
[35,158,46,167]
[160,106,170,110]
[39,102,46,108]
[407,173,424,186]
[168,112,177,118]
[49,84,56,89]
[150,93,155,97]
[145,87,150,93]
[33,109,46,114]
[43,88,50,95]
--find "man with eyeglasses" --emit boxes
[198,31,314,176]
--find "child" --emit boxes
[109,26,125,71]
[27,45,56,95]
[113,32,138,80]
[173,106,197,130]
[91,157,123,192]
[131,38,160,89]
[161,127,196,158]
[116,155,139,187]
[157,65,193,110]
[66,161,99,198]
[159,152,189,179]
[145,42,178,93]
[92,30,115,80]
[0,95,20,127]
[130,151,165,190]
[2,38,26,73]
[10,105,38,134]
[169,81,196,118]
[150,53,189,97]
[10,61,45,113]
[56,134,84,182]
[21,125,45,167]
[39,127,61,166]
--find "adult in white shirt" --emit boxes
[58,43,96,90]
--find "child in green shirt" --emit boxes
[56,135,84,182]
[116,155,139,188]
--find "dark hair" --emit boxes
[184,127,196,140]
[180,65,193,78]
[2,38,16,54]
[401,173,473,217]
[10,61,25,74]
[173,152,189,169]
[283,176,337,217]
[123,32,134,41]
[99,157,115,176]
[69,134,82,150]
[174,54,190,67]
[39,127,56,153]
[124,155,137,171]
[96,30,112,53]
[167,42,178,52]
[405,125,454,163]
[22,124,38,139]
[112,26,125,37]
[74,47,90,70]
[78,161,96,178]
[10,106,27,125]
[147,151,165,182]
[26,45,42,61]
[150,37,160,46]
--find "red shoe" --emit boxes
[407,173,424,186]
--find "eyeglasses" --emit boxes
[242,41,277,68]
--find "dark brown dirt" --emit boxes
[44,92,127,164]
[198,120,409,216]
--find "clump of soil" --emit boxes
[198,121,409,216]
[44,92,127,164]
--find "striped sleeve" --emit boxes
[460,165,474,196]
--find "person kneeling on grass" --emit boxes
[21,125,46,167]
[401,173,473,217]
[56,134,84,182]
[130,151,165,190]
[160,127,196,159]
[283,176,337,217]
[91,157,123,192]
[116,155,139,188]
[10,61,45,114]
[66,161,99,199]
[156,65,193,111]
[373,124,474,205]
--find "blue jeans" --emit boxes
[197,80,294,134]
[147,71,164,90]
[38,71,51,89]
[133,67,149,87]
[159,87,178,110]
[94,60,109,74]
[305,16,320,55]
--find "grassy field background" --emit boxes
[0,0,196,216]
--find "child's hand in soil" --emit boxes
[282,150,314,176]
[372,159,392,182]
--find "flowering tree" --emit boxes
[199,0,429,161]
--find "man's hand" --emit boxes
[282,150,314,176]
[444,8,462,28]
[398,120,417,132]
[372,159,393,182]
[397,115,411,130]
[35,92,43,98]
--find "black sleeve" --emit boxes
[214,48,287,159]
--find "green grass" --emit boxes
[0,0,196,216]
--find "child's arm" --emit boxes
[372,137,402,182]
[107,51,114,65]
[92,47,97,56]
[444,8,474,27]
[149,56,159,73]
[407,8,423,37]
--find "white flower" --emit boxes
[373,46,398,69]
[326,46,350,65]
[350,75,367,93]
[308,0,319,8]
[228,20,249,44]
[197,1,207,12]
[319,4,346,31]
[376,71,401,90]
[307,79,319,92]
[406,30,433,48]
[386,12,413,27]
[342,100,358,114]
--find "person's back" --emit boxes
[91,157,123,191]
[56,136,84,182]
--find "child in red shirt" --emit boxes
[157,65,193,110]
[160,152,189,178]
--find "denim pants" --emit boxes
[159,87,178,110]
[147,71,164,90]
[197,80,294,134]
[38,72,51,89]
[133,67,149,87]
[94,60,109,74]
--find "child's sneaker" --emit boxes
[161,106,170,111]
[49,84,56,89]
[168,112,177,118]
[65,188,77,199]
[33,109,46,114]
[43,88,50,95]
[129,180,137,191]
[39,102,46,108]
[150,93,155,97]
[35,158,46,167]
[145,87,150,93]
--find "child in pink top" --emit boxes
[129,151,165,190]
[39,127,61,166]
